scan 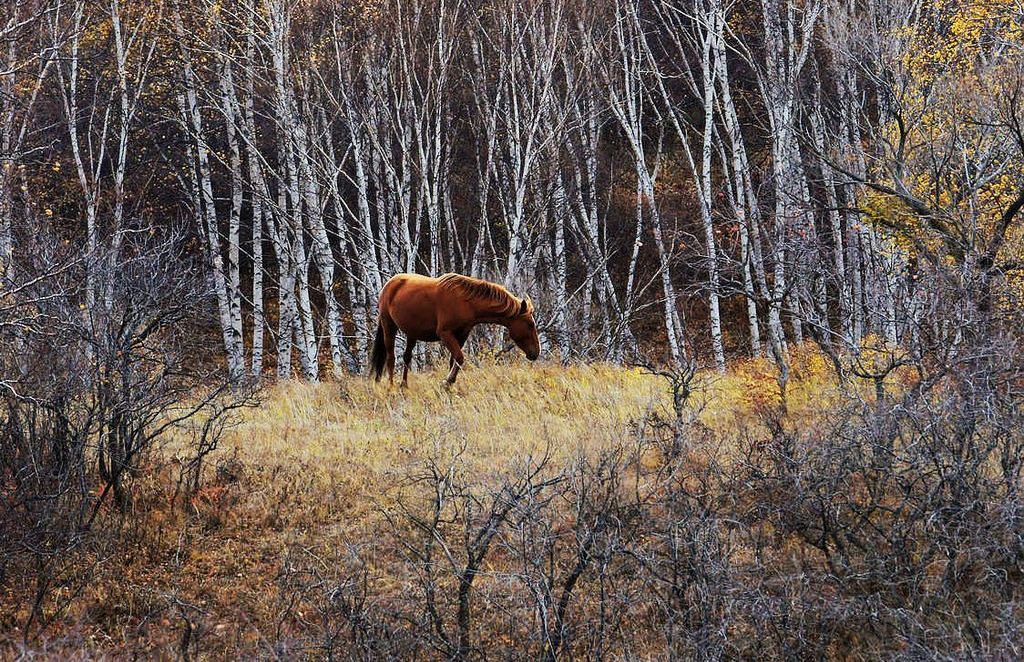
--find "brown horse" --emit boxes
[370,273,540,386]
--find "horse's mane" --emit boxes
[437,273,520,317]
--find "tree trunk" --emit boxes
[176,11,245,381]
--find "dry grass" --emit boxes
[237,361,663,470]
[232,348,846,473]
[220,349,847,490]
[9,353,855,658]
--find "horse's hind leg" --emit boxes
[382,319,398,385]
[401,339,416,388]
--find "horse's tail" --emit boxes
[370,320,387,381]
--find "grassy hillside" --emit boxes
[10,353,1013,660]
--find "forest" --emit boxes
[3,0,1024,658]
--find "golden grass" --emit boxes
[231,361,663,472]
[225,349,850,484]
[11,350,868,658]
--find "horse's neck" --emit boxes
[474,312,513,326]
[472,297,517,326]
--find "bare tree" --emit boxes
[601,0,687,366]
[174,8,247,381]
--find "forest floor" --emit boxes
[6,351,848,659]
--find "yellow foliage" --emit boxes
[869,0,1024,267]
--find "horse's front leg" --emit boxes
[447,330,469,371]
[439,331,466,385]
[401,339,416,388]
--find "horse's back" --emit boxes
[380,273,434,302]
[387,273,437,285]
[379,273,445,338]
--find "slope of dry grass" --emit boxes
[6,354,849,658]
[239,361,662,469]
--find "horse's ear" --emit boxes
[526,297,534,316]
[518,298,528,316]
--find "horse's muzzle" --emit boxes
[527,351,539,361]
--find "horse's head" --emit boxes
[507,297,540,361]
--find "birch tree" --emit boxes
[602,0,686,366]
[479,0,567,288]
[174,8,246,381]
[104,0,158,308]
[1,0,56,280]
[53,3,105,312]
[711,0,772,358]
[561,17,637,359]
[648,0,727,371]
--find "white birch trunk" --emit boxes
[57,4,104,313]
[697,10,725,371]
[175,28,245,381]
[758,0,819,360]
[217,58,246,369]
[810,91,852,347]
[241,17,265,377]
[265,0,318,380]
[294,90,345,378]
[710,10,765,357]
[552,164,571,361]
[605,5,685,365]
[645,0,725,369]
